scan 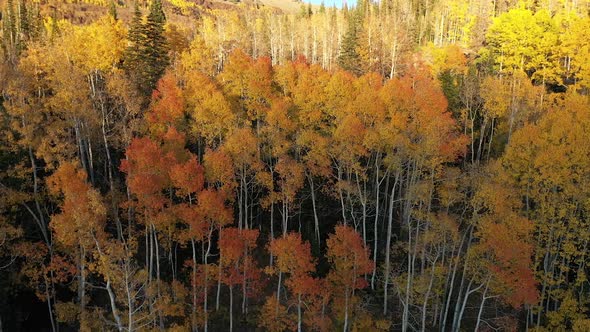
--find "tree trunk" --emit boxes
[355,172,367,247]
[100,102,123,241]
[476,117,488,164]
[421,256,438,331]
[44,277,58,332]
[192,240,199,331]
[93,236,123,331]
[308,175,321,246]
[337,166,347,224]
[216,259,222,312]
[78,246,86,316]
[450,229,475,332]
[371,159,381,289]
[455,280,484,332]
[475,280,490,332]
[124,258,135,332]
[440,225,471,331]
[270,200,274,266]
[229,285,233,332]
[383,172,399,315]
[297,293,303,332]
[343,286,349,332]
[204,228,213,332]
[25,142,50,245]
[276,271,282,315]
[242,254,247,314]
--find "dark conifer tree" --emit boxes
[123,0,169,98]
[109,0,118,21]
[122,2,145,92]
[142,0,169,93]
[337,12,362,76]
[27,3,42,41]
[18,0,29,38]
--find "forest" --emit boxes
[0,0,589,331]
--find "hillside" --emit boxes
[259,0,317,13]
[0,0,314,20]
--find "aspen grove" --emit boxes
[1,0,589,331]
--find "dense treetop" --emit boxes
[0,0,589,331]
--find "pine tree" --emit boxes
[142,0,169,93]
[109,0,118,21]
[148,0,166,25]
[337,13,362,76]
[27,3,42,41]
[18,0,29,39]
[299,4,307,18]
[123,2,145,91]
[123,0,169,98]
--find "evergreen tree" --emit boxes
[299,4,308,18]
[48,8,60,41]
[143,0,169,94]
[109,0,118,21]
[123,0,169,98]
[27,3,42,41]
[122,2,144,85]
[148,0,166,25]
[18,0,29,39]
[337,13,362,75]
[127,2,144,55]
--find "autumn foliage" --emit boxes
[1,0,589,330]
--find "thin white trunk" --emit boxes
[421,256,438,331]
[308,175,320,245]
[383,172,399,315]
[297,293,303,332]
[475,280,490,332]
[229,285,233,332]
